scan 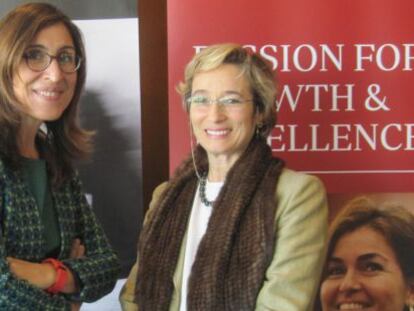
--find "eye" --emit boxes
[24,49,45,61]
[190,95,209,105]
[218,96,243,105]
[58,51,76,64]
[326,263,346,278]
[361,261,383,273]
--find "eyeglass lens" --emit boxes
[24,48,80,73]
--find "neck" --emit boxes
[207,163,230,182]
[206,153,242,182]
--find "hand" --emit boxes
[6,257,55,289]
[70,302,81,311]
[7,239,86,294]
[70,238,85,259]
[61,238,86,294]
[68,240,85,310]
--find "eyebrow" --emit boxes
[191,90,243,96]
[222,90,243,96]
[26,44,76,51]
[357,253,387,262]
[191,90,208,95]
[330,253,387,263]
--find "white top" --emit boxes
[179,179,223,311]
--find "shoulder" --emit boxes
[152,182,169,201]
[143,181,169,224]
[276,168,325,198]
[275,168,328,218]
[149,182,169,209]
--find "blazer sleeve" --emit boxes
[0,258,71,310]
[119,182,169,311]
[255,169,328,311]
[61,174,120,302]
[0,171,72,310]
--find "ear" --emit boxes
[254,111,264,126]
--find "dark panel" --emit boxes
[139,0,169,212]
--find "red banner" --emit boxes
[167,0,414,193]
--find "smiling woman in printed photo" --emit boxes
[318,197,414,311]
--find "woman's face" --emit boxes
[321,226,413,311]
[189,64,261,165]
[13,22,77,127]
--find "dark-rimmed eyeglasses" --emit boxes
[23,48,81,73]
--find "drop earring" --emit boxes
[256,123,263,137]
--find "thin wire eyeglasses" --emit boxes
[186,95,253,110]
[23,48,82,73]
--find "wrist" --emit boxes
[42,258,68,294]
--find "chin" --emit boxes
[34,112,65,122]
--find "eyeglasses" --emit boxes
[23,48,81,73]
[186,94,253,110]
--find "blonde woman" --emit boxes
[121,43,328,311]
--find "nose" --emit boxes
[44,58,64,81]
[338,270,362,293]
[206,102,226,122]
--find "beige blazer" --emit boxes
[120,168,328,311]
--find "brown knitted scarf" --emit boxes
[135,138,284,310]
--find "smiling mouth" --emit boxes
[39,90,60,96]
[34,89,63,99]
[205,129,229,136]
[337,302,370,310]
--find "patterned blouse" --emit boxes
[0,159,120,310]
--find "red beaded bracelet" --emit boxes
[42,258,68,294]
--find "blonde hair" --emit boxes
[177,43,277,138]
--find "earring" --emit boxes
[256,123,263,137]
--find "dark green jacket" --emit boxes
[0,159,120,310]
